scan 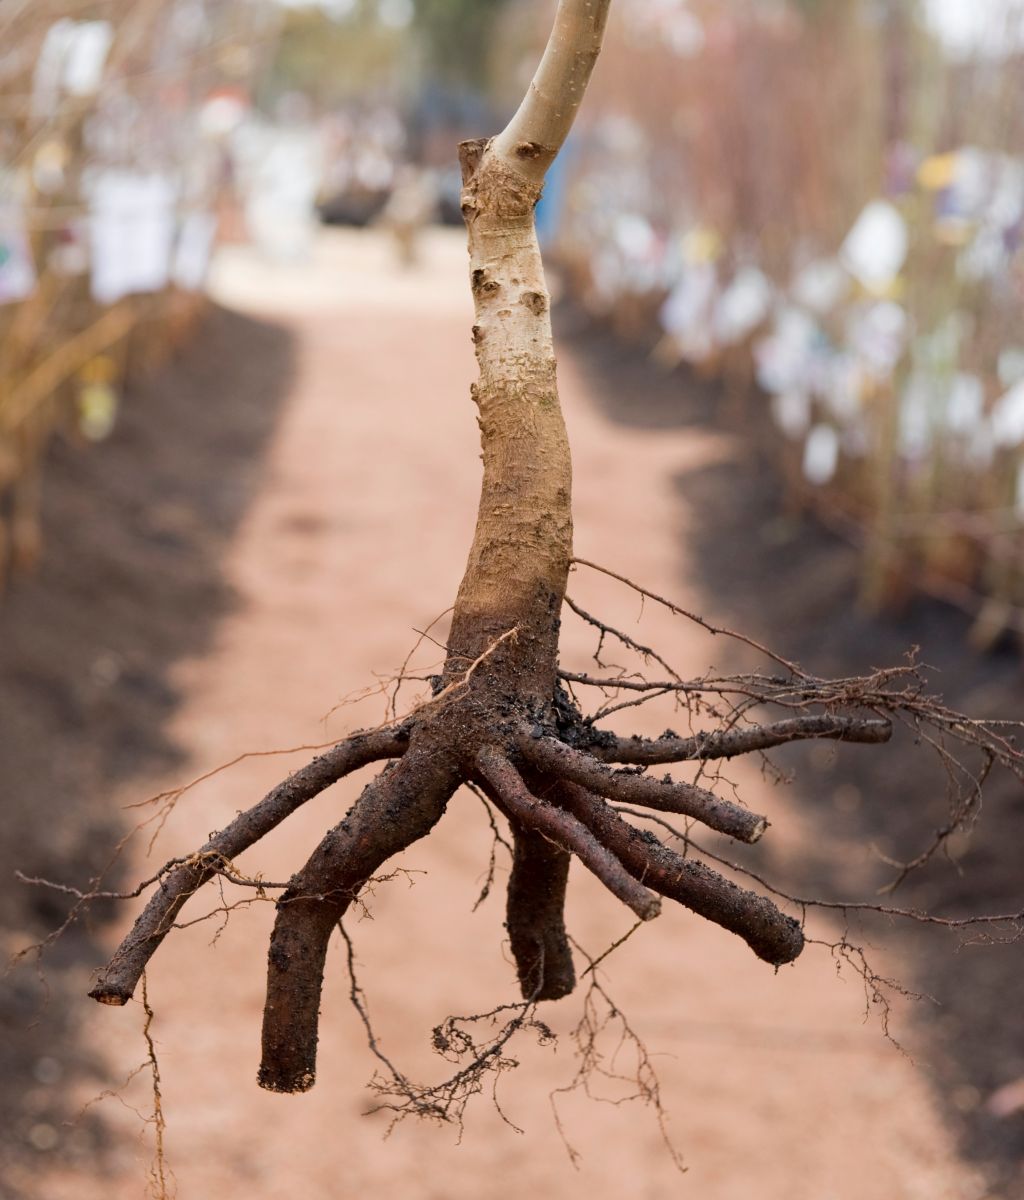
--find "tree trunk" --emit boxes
[446,0,614,701]
[91,0,899,1097]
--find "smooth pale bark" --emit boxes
[445,0,612,702]
[492,0,612,184]
[444,139,570,698]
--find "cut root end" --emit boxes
[89,988,129,1006]
[257,1068,315,1094]
[749,817,770,844]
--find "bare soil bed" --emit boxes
[0,305,295,1195]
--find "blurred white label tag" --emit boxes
[659,263,717,360]
[754,306,819,395]
[802,424,840,484]
[89,171,177,303]
[32,19,113,115]
[614,213,656,260]
[63,21,113,95]
[770,390,811,439]
[714,267,772,345]
[241,130,323,261]
[792,258,849,314]
[820,354,865,421]
[846,300,909,375]
[998,347,1024,388]
[840,201,908,292]
[992,380,1024,447]
[946,373,984,433]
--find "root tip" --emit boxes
[89,986,130,1006]
[748,817,769,843]
[258,1067,316,1094]
[761,918,805,967]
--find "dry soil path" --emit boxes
[43,229,986,1200]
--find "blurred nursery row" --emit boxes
[549,0,1024,645]
[4,0,1024,652]
[0,0,283,585]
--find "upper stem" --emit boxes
[444,1,613,701]
[492,0,612,185]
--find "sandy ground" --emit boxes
[31,229,992,1199]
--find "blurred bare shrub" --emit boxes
[550,0,1024,645]
[0,0,279,584]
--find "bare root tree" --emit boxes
[83,0,1024,1104]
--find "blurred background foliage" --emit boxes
[550,0,1024,644]
[2,0,1024,647]
[266,3,407,106]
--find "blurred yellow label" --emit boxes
[681,226,723,264]
[917,153,957,191]
[77,381,118,441]
[858,275,906,301]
